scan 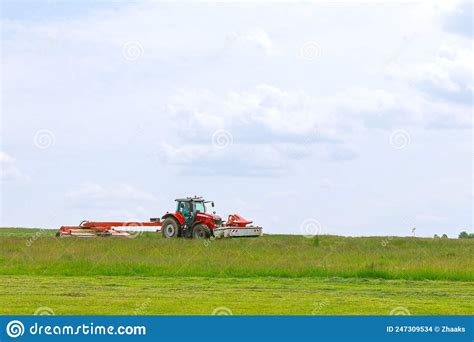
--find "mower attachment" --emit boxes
[56,220,161,238]
[213,214,263,238]
[213,226,263,238]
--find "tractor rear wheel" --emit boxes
[192,224,211,239]
[161,218,180,238]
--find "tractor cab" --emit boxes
[176,200,192,223]
[175,197,214,224]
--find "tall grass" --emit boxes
[0,230,472,281]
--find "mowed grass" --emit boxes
[0,228,473,315]
[2,275,473,315]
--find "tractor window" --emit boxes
[177,201,191,214]
[194,202,206,213]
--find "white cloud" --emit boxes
[158,82,470,175]
[387,45,473,96]
[156,140,357,176]
[441,0,473,38]
[410,0,462,24]
[415,213,447,223]
[167,83,471,140]
[313,178,354,190]
[226,27,278,55]
[165,84,354,141]
[266,190,300,199]
[101,206,151,222]
[410,0,472,38]
[156,142,313,176]
[67,181,157,203]
[0,152,30,182]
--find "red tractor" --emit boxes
[56,196,262,239]
[160,196,262,239]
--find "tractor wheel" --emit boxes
[192,224,211,239]
[161,218,180,238]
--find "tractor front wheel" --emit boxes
[161,218,180,238]
[192,224,211,239]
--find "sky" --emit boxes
[0,0,472,237]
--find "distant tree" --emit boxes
[441,234,448,239]
[458,231,474,239]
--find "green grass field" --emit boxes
[0,228,473,315]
